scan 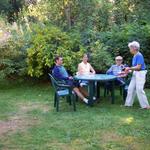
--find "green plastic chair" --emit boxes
[48,73,76,112]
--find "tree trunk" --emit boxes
[64,2,71,30]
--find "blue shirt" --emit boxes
[106,64,125,76]
[132,52,146,70]
[52,65,69,80]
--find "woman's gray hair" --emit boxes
[128,41,140,50]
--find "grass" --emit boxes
[0,80,150,150]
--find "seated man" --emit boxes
[52,56,91,105]
[107,56,127,82]
[106,56,127,90]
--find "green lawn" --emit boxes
[0,80,150,150]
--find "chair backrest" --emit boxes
[48,73,58,91]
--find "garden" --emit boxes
[0,0,150,149]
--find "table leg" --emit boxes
[89,81,95,105]
[97,82,100,99]
[94,82,96,97]
[111,80,115,104]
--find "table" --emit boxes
[74,74,117,104]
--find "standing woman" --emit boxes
[125,41,150,109]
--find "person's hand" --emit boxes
[125,67,131,74]
[68,76,73,80]
[117,71,127,77]
[89,72,95,75]
[91,71,96,75]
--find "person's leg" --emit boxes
[116,78,125,86]
[67,80,90,105]
[116,78,125,96]
[73,87,89,104]
[79,87,89,97]
[125,73,136,106]
[135,71,150,109]
[104,81,112,97]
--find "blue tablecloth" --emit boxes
[74,74,117,81]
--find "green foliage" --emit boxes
[99,23,150,64]
[0,0,24,22]
[96,23,150,86]
[0,39,27,79]
[90,41,113,72]
[27,24,85,77]
[0,19,29,79]
[1,0,150,86]
[146,64,150,87]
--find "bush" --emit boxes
[0,39,27,79]
[98,23,150,86]
[99,23,150,64]
[27,24,85,77]
[146,64,150,87]
[90,40,113,72]
[0,19,30,79]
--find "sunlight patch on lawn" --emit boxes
[123,116,134,125]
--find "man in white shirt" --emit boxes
[107,56,127,84]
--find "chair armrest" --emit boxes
[57,84,73,95]
[57,84,72,89]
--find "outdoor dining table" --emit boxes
[74,74,117,105]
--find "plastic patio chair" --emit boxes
[48,73,76,112]
[104,82,124,96]
[123,76,131,101]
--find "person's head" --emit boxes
[82,54,88,63]
[128,41,140,55]
[55,56,63,65]
[115,56,123,66]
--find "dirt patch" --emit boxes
[100,131,122,143]
[99,131,142,150]
[0,116,38,136]
[46,140,73,150]
[0,102,49,137]
[18,102,51,113]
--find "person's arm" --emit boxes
[125,55,143,72]
[90,64,95,74]
[53,67,69,80]
[130,65,141,71]
[106,66,113,74]
[78,64,84,75]
[125,65,141,73]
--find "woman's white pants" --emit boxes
[125,70,149,108]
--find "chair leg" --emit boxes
[72,95,76,111]
[56,96,59,112]
[107,89,109,95]
[123,88,127,102]
[75,94,78,102]
[54,93,57,107]
[120,86,123,96]
[67,95,72,105]
[104,87,107,97]
[111,81,115,104]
